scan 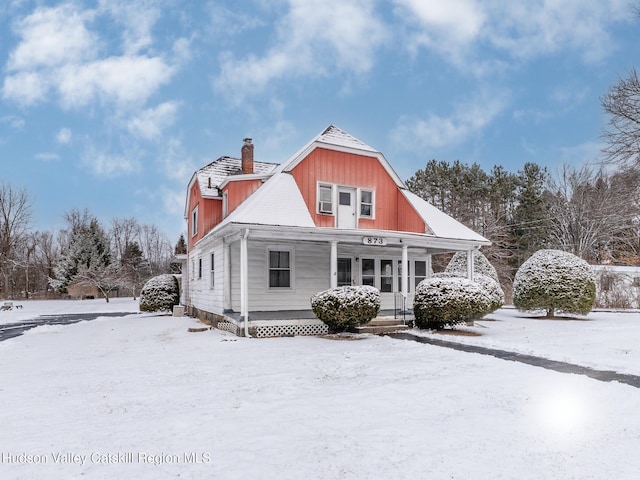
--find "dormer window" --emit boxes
[318,184,333,214]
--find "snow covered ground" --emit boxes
[1,301,640,479]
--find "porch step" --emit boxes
[355,316,410,335]
[355,324,409,335]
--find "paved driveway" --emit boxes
[0,312,138,342]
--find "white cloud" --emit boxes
[391,91,509,151]
[394,0,484,52]
[56,56,175,109]
[6,3,97,72]
[97,0,160,55]
[56,127,72,144]
[128,101,181,140]
[82,148,141,177]
[2,2,177,110]
[2,71,49,105]
[394,0,632,72]
[214,0,389,101]
[0,115,25,129]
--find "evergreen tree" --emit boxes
[50,216,114,299]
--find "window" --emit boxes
[191,206,198,237]
[380,259,393,292]
[269,250,291,288]
[198,258,202,279]
[361,258,375,286]
[318,185,333,214]
[210,253,215,288]
[337,258,352,286]
[414,261,427,288]
[360,190,374,218]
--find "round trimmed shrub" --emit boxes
[434,271,504,313]
[413,277,492,330]
[139,274,180,312]
[513,249,596,317]
[311,285,380,332]
[444,250,499,283]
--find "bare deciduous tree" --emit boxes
[601,68,640,166]
[0,183,32,298]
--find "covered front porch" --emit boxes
[217,223,488,336]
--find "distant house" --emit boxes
[592,265,640,309]
[183,125,490,337]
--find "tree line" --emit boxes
[405,160,640,298]
[0,185,184,301]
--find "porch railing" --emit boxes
[393,292,414,324]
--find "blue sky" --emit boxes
[0,0,638,242]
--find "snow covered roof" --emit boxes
[402,190,490,244]
[315,125,377,152]
[195,156,278,198]
[212,173,315,231]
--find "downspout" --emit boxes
[241,228,251,338]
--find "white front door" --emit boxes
[337,188,357,229]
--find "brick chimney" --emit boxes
[241,138,254,174]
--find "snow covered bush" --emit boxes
[513,249,596,317]
[444,250,499,283]
[139,274,180,312]
[413,277,492,330]
[434,272,504,313]
[311,285,380,332]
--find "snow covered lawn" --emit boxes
[415,307,640,376]
[1,302,640,479]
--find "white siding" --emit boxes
[231,240,332,311]
[188,237,225,314]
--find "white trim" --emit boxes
[317,182,334,215]
[191,205,199,237]
[358,188,375,220]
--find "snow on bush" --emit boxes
[311,285,380,332]
[434,272,504,313]
[513,249,596,317]
[413,277,492,330]
[445,250,499,283]
[139,274,180,312]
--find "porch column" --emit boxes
[330,240,338,289]
[223,241,231,311]
[401,244,408,296]
[426,254,432,279]
[240,229,250,336]
[466,249,475,281]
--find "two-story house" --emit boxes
[184,125,490,337]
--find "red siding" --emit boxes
[187,182,222,250]
[224,179,263,214]
[290,148,425,233]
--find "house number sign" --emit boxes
[362,236,387,246]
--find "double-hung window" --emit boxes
[268,250,291,288]
[360,190,374,218]
[318,184,333,214]
[198,258,202,279]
